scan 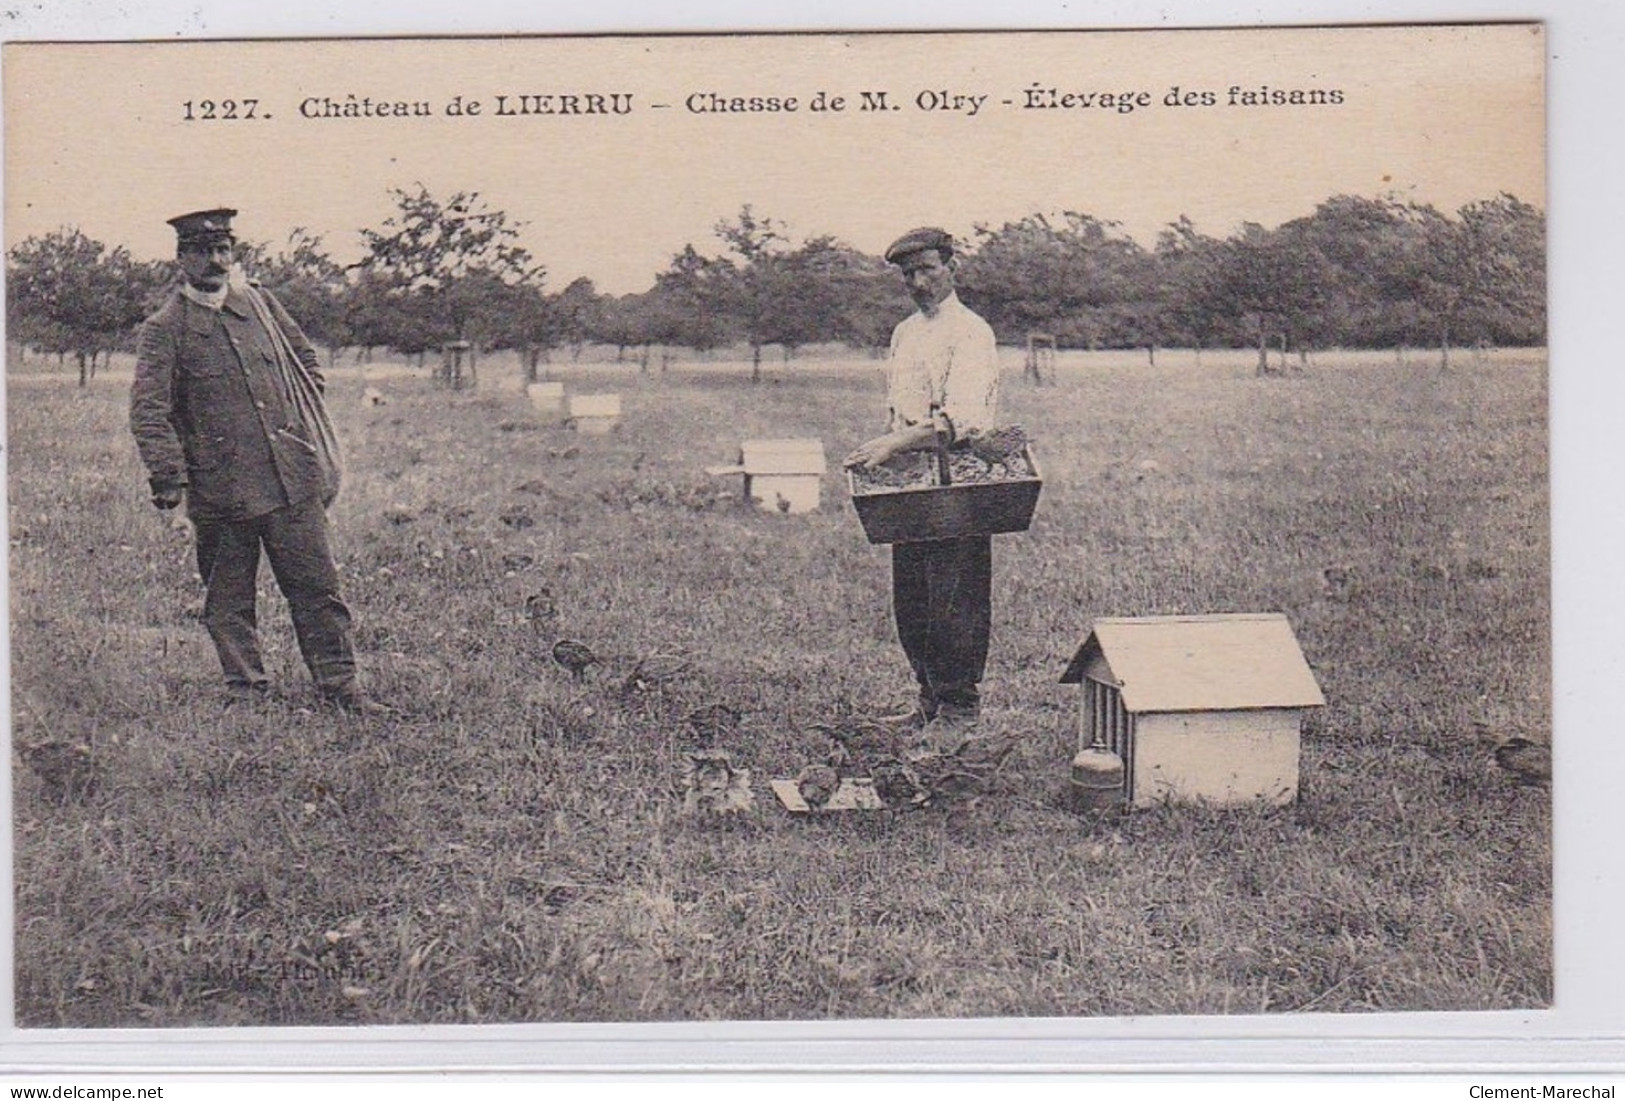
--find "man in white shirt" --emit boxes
[844,227,1001,733]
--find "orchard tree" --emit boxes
[1152,216,1227,361]
[343,268,403,363]
[1106,246,1173,366]
[1269,214,1350,367]
[790,238,909,353]
[7,228,167,385]
[1280,195,1417,349]
[386,289,447,368]
[592,287,704,372]
[709,205,790,381]
[648,215,911,363]
[357,184,542,350]
[1384,202,1475,370]
[1387,195,1546,369]
[746,235,878,361]
[1455,193,1545,347]
[957,213,1142,347]
[650,243,735,366]
[594,293,655,364]
[1197,221,1335,374]
[496,282,562,382]
[550,276,604,361]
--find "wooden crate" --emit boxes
[849,446,1041,544]
[707,438,828,514]
[526,381,565,416]
[568,393,622,435]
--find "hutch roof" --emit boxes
[1059,613,1325,714]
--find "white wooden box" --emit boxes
[526,381,565,417]
[707,438,827,514]
[567,393,622,435]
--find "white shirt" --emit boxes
[886,292,999,442]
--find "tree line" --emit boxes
[6,185,1544,386]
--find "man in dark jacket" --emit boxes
[130,208,386,714]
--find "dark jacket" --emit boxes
[130,282,329,521]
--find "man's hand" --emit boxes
[151,485,185,510]
[843,434,902,470]
[843,424,940,470]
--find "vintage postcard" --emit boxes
[2,23,1560,1068]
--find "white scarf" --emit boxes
[180,281,228,310]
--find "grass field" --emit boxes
[7,344,1550,1026]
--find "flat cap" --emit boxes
[167,208,238,247]
[884,226,955,265]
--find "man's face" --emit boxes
[177,240,234,291]
[898,249,954,314]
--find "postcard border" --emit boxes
[1,0,1621,1077]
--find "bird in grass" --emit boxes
[621,652,692,695]
[20,740,96,802]
[870,757,925,809]
[823,738,853,778]
[1494,737,1552,785]
[499,506,536,530]
[1320,565,1358,601]
[774,492,792,514]
[551,638,599,679]
[681,749,755,815]
[683,701,743,748]
[524,588,558,629]
[899,729,1017,807]
[808,719,904,769]
[795,762,840,810]
[948,728,1018,773]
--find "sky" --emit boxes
[3,24,1544,295]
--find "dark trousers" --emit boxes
[891,535,992,711]
[194,499,355,693]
